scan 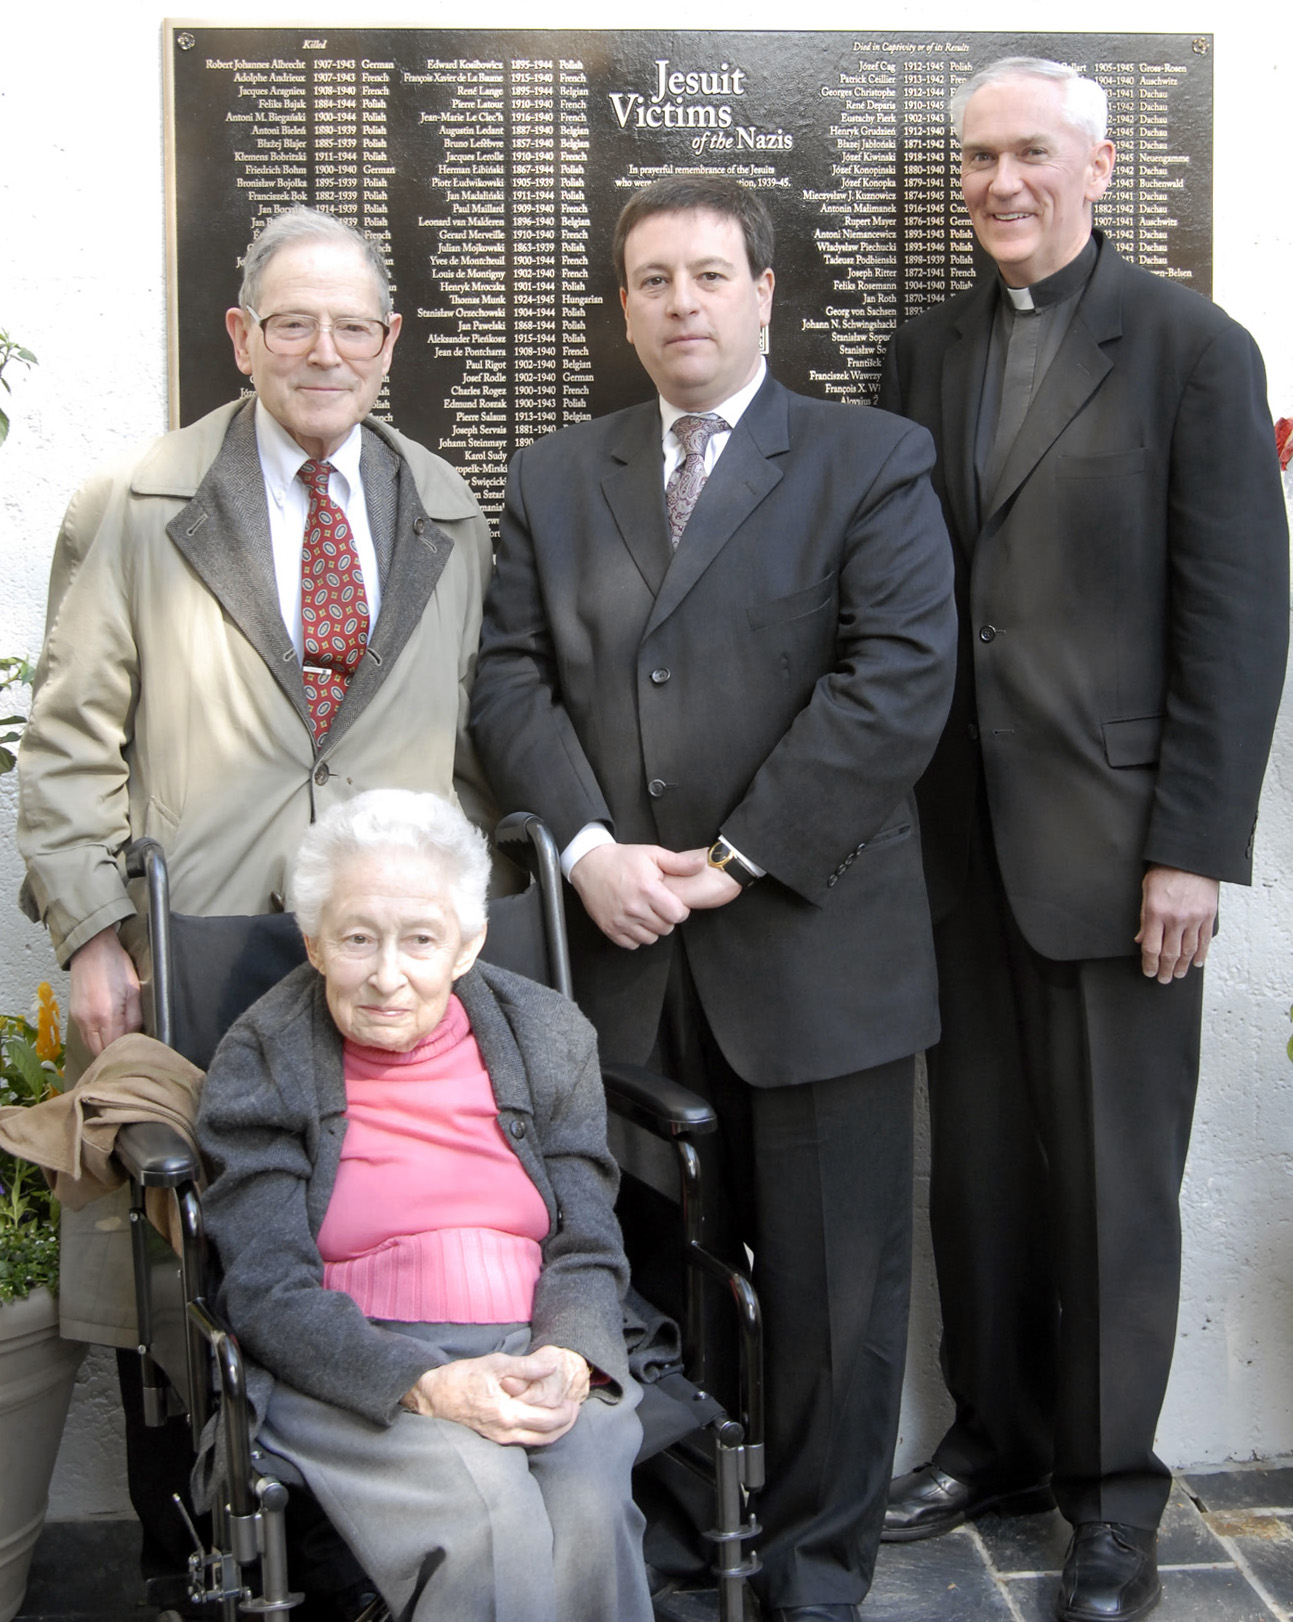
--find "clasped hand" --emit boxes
[570,843,742,948]
[400,1345,591,1446]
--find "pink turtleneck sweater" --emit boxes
[316,995,549,1324]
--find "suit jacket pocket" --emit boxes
[1056,448,1147,480]
[1102,714,1163,767]
[746,573,837,630]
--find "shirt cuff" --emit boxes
[561,822,615,880]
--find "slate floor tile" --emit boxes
[972,1505,1071,1574]
[1210,1519,1293,1613]
[1157,1480,1235,1565]
[1182,1466,1293,1515]
[1152,1565,1280,1620]
[869,1528,1013,1619]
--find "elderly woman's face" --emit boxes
[303,850,485,1051]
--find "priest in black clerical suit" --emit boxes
[878,56,1287,1622]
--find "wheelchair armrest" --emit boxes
[115,1120,201,1188]
[602,1061,717,1138]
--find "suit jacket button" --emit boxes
[650,668,671,685]
[413,517,426,534]
[648,778,667,797]
[509,1119,526,1139]
[967,722,980,741]
[314,764,330,786]
[978,625,997,643]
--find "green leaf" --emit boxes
[15,348,36,365]
[5,1037,50,1099]
[0,408,8,447]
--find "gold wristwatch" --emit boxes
[706,836,759,889]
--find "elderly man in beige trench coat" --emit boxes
[17,205,493,1344]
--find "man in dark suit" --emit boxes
[878,58,1288,1622]
[471,176,956,1620]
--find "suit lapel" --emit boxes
[941,278,995,554]
[639,376,788,635]
[647,380,786,634]
[165,403,310,726]
[982,239,1123,524]
[602,404,672,597]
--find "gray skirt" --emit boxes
[257,1322,652,1622]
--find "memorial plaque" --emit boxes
[166,26,1213,521]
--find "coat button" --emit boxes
[650,668,671,685]
[648,778,667,797]
[413,517,426,534]
[509,1119,526,1139]
[978,625,997,643]
[314,764,330,786]
[967,722,980,741]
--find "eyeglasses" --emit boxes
[246,307,391,359]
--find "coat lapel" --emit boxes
[645,374,787,635]
[164,402,310,726]
[941,277,995,554]
[602,404,672,597]
[163,405,451,753]
[981,238,1123,524]
[326,427,451,752]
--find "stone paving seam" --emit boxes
[1203,1532,1292,1622]
[965,1523,1031,1621]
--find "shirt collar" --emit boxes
[659,356,767,445]
[999,234,1098,313]
[254,399,364,496]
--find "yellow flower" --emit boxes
[35,982,61,1062]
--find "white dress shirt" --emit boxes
[254,401,382,660]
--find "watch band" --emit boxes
[707,837,759,889]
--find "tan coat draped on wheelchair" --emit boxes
[112,814,764,1622]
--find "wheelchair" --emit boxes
[111,813,764,1622]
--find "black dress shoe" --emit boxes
[766,1607,860,1621]
[882,1461,1056,1541]
[1056,1522,1161,1621]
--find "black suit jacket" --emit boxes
[471,372,957,1084]
[879,236,1289,960]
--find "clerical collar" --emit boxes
[1000,235,1098,312]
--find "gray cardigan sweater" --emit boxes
[196,957,630,1435]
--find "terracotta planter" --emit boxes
[0,1288,85,1622]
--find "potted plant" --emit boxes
[0,646,85,1622]
[0,987,85,1622]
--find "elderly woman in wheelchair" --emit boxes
[195,788,654,1622]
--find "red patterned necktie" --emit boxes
[298,459,369,742]
[666,413,730,547]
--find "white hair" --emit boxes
[238,206,393,317]
[951,57,1109,145]
[290,790,490,940]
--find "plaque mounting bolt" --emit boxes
[1192,37,1210,54]
[177,31,195,50]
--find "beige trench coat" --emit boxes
[16,399,495,1341]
